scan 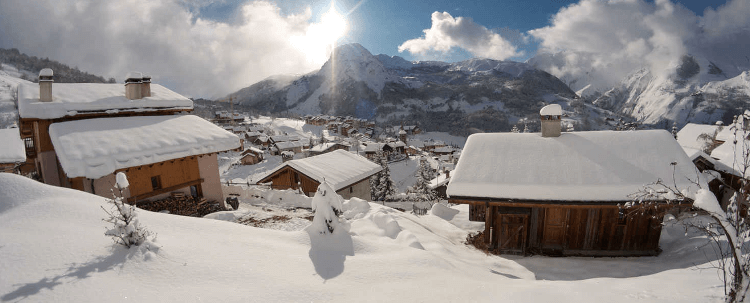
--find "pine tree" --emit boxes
[408,157,437,203]
[370,151,396,201]
[511,125,520,133]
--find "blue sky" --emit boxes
[197,0,729,62]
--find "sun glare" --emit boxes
[290,1,349,64]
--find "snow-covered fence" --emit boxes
[412,203,429,216]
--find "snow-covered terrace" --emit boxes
[0,128,25,163]
[17,83,193,119]
[49,115,240,179]
[448,130,699,201]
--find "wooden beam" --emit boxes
[127,178,204,203]
[484,201,491,244]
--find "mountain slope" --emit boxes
[591,55,750,127]
[227,43,588,135]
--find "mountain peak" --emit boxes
[318,43,391,94]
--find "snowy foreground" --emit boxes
[0,173,724,302]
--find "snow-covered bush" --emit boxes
[102,172,153,248]
[309,182,347,235]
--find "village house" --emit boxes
[363,142,393,160]
[422,140,446,152]
[428,169,451,200]
[272,140,305,155]
[256,149,381,200]
[17,69,241,204]
[677,116,750,210]
[0,128,26,174]
[240,147,265,165]
[447,104,698,257]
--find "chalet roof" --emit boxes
[0,128,26,163]
[428,172,451,189]
[447,130,700,201]
[242,147,264,156]
[274,141,304,150]
[17,83,193,119]
[676,123,723,151]
[49,115,240,179]
[258,150,381,192]
[270,135,299,143]
[433,146,453,153]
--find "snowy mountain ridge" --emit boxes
[590,55,750,127]
[227,43,596,135]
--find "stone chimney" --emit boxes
[38,68,53,102]
[124,72,143,100]
[540,104,562,138]
[141,75,151,98]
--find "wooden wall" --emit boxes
[260,166,320,196]
[125,156,201,200]
[457,200,665,256]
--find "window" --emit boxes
[151,176,162,190]
[349,187,353,193]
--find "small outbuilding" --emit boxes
[447,104,699,256]
[256,149,381,200]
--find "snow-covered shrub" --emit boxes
[102,172,153,248]
[309,182,347,235]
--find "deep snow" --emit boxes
[0,173,726,302]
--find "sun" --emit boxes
[290,1,349,64]
[318,5,347,44]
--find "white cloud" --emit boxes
[398,11,521,60]
[527,0,750,92]
[0,0,334,98]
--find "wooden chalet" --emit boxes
[17,69,241,204]
[422,140,446,152]
[272,140,304,155]
[240,147,265,165]
[447,104,699,257]
[0,128,26,174]
[363,142,393,160]
[256,149,381,200]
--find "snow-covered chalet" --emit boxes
[17,69,241,204]
[256,149,381,200]
[447,104,699,257]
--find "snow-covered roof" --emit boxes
[447,130,699,201]
[428,172,451,189]
[18,83,193,119]
[274,141,304,150]
[0,128,25,163]
[539,104,562,116]
[49,115,240,179]
[433,146,453,153]
[310,142,346,152]
[676,123,721,151]
[259,149,381,192]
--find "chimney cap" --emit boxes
[142,75,151,81]
[39,68,53,78]
[125,71,143,82]
[540,104,562,116]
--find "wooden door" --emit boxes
[496,214,529,254]
[542,207,568,250]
